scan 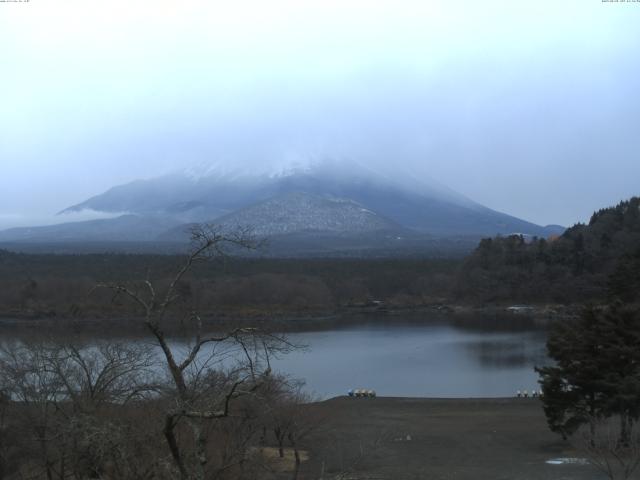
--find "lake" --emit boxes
[0,315,550,399]
[268,317,549,398]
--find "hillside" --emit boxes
[160,191,401,240]
[0,160,563,254]
[457,197,640,303]
[0,215,180,243]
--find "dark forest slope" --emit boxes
[457,197,640,303]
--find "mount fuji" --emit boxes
[0,159,563,255]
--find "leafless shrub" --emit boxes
[316,429,394,480]
[0,339,160,479]
[574,415,640,480]
[255,375,320,479]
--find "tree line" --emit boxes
[0,252,459,322]
[457,197,640,304]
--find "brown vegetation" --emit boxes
[0,225,380,480]
[0,250,459,323]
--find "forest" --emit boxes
[1,199,640,479]
[1,197,639,325]
[0,197,639,326]
[458,197,640,304]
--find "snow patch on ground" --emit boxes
[545,457,589,465]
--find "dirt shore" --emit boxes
[300,397,603,480]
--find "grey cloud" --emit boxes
[1,1,639,230]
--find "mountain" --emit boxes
[159,191,400,241]
[60,160,561,234]
[0,215,180,243]
[0,160,563,254]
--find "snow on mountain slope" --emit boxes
[160,192,400,241]
[23,158,562,242]
[59,158,474,220]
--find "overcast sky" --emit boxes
[1,0,639,230]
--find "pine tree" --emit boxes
[608,248,640,303]
[536,307,606,438]
[537,305,640,443]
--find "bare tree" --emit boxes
[0,225,299,479]
[0,339,159,480]
[0,384,10,480]
[260,376,319,479]
[0,340,67,479]
[574,415,640,480]
[93,224,293,480]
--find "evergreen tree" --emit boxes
[596,304,640,445]
[537,304,640,443]
[608,248,640,303]
[536,308,606,439]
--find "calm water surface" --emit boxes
[1,316,550,398]
[269,320,549,398]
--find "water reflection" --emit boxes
[269,318,550,398]
[463,337,548,368]
[0,315,551,399]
